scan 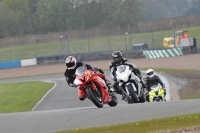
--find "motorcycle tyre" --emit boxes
[86,86,103,108]
[108,93,118,107]
[139,93,146,103]
[127,84,139,103]
[153,97,162,102]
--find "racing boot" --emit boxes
[163,89,166,101]
[146,94,150,102]
[144,89,150,102]
[105,78,115,94]
[121,95,125,100]
[137,74,147,88]
[78,88,86,101]
[79,96,85,101]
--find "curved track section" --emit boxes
[0,71,171,111]
[0,99,200,133]
[0,71,190,133]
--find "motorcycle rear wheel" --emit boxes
[86,86,103,108]
[108,93,118,107]
[139,93,146,103]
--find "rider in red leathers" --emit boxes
[64,56,113,101]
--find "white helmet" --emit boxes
[65,56,77,70]
[146,69,154,78]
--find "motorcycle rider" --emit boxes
[64,56,113,101]
[143,69,166,102]
[109,51,146,99]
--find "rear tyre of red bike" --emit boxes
[86,86,103,108]
[108,93,118,107]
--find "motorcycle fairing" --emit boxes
[149,86,165,102]
[74,66,111,103]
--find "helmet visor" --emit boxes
[147,71,154,76]
[66,62,75,68]
[113,57,120,62]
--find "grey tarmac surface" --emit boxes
[0,71,171,111]
[0,99,200,133]
[0,70,178,133]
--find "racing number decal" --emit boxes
[86,74,91,78]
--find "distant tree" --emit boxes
[95,0,143,25]
[29,0,39,13]
[185,0,200,15]
[0,0,30,37]
[143,0,192,20]
[36,0,73,32]
[0,0,143,38]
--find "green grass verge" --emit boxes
[0,81,54,113]
[1,26,200,62]
[182,93,200,100]
[56,113,200,133]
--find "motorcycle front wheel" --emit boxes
[86,86,103,108]
[126,84,139,103]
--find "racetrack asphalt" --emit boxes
[0,71,170,111]
[0,70,199,133]
[2,53,200,132]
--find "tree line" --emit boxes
[0,0,143,38]
[143,0,200,20]
[0,0,199,39]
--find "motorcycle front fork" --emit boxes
[119,85,132,102]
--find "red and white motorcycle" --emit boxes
[74,66,118,108]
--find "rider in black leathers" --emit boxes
[64,56,113,101]
[109,51,146,99]
[143,69,166,102]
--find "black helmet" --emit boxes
[112,51,122,63]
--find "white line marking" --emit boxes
[31,81,57,111]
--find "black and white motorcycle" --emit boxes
[115,65,145,103]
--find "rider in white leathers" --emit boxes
[109,51,146,98]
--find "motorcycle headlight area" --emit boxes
[121,73,129,82]
[149,91,157,96]
[74,79,83,85]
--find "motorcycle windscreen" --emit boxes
[150,85,160,91]
[116,65,127,73]
[75,66,87,79]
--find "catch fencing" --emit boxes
[0,14,200,62]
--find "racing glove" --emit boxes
[69,83,76,88]
[93,67,99,72]
[98,68,104,74]
[93,67,104,74]
[114,77,117,82]
[163,88,166,95]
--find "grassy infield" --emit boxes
[1,26,200,132]
[0,81,54,113]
